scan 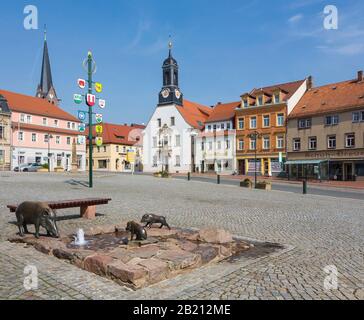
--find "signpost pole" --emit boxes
[87,51,93,188]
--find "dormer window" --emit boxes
[257,96,263,106]
[274,93,280,104]
[243,99,248,108]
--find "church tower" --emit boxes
[36,28,59,105]
[158,40,183,106]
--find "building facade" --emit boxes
[195,102,240,175]
[87,123,144,172]
[0,95,11,171]
[1,89,86,171]
[235,79,308,176]
[287,71,364,181]
[143,43,211,173]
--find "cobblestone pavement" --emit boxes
[0,172,363,300]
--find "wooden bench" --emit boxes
[7,198,112,220]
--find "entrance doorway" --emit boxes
[344,163,354,181]
[238,160,245,175]
[264,159,269,176]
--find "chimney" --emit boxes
[357,70,363,82]
[307,76,313,90]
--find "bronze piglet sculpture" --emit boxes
[126,221,147,241]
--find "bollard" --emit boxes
[303,180,307,194]
[217,174,220,185]
[187,172,191,181]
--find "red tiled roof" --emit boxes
[0,89,79,122]
[205,101,241,123]
[241,80,305,106]
[289,78,364,119]
[176,100,212,129]
[87,123,145,146]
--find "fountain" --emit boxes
[73,229,88,246]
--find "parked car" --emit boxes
[14,163,43,172]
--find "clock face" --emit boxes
[161,89,170,99]
[175,89,181,99]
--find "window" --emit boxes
[0,125,4,139]
[238,118,244,130]
[221,123,225,130]
[345,133,355,148]
[67,137,71,145]
[238,139,244,150]
[208,142,213,150]
[243,99,248,108]
[67,122,71,129]
[308,137,317,150]
[263,115,270,127]
[298,118,311,129]
[18,132,24,141]
[26,115,31,123]
[362,111,364,122]
[175,135,181,147]
[250,117,257,129]
[325,115,339,126]
[257,96,263,106]
[153,156,158,167]
[225,139,230,150]
[42,118,47,126]
[44,134,49,143]
[153,137,157,148]
[56,136,60,144]
[201,141,205,151]
[175,155,181,167]
[352,112,360,123]
[97,147,100,153]
[171,117,175,126]
[98,160,107,169]
[328,135,336,149]
[274,93,280,104]
[31,133,37,142]
[213,124,217,131]
[116,146,119,152]
[103,146,107,152]
[157,119,161,128]
[249,138,256,150]
[217,141,221,150]
[54,120,59,127]
[72,123,76,130]
[20,114,25,123]
[227,122,231,130]
[276,136,284,149]
[277,113,284,126]
[263,136,270,150]
[207,125,212,132]
[293,138,301,151]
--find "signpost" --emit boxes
[74,51,105,188]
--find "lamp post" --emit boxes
[47,133,53,172]
[248,131,262,188]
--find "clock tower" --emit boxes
[158,40,183,106]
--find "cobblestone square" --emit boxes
[0,172,363,300]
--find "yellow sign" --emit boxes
[95,137,103,147]
[95,82,103,93]
[96,125,103,134]
[126,150,136,164]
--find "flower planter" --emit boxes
[255,181,272,191]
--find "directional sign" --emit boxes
[95,137,103,147]
[86,94,96,107]
[98,99,106,109]
[95,82,103,93]
[74,94,83,104]
[78,123,86,133]
[78,111,87,121]
[78,79,86,89]
[127,150,136,164]
[77,135,86,145]
[95,113,103,124]
[96,125,103,134]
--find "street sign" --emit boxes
[127,150,136,164]
[95,137,103,147]
[78,78,86,89]
[86,94,96,107]
[95,114,103,124]
[79,123,86,133]
[95,82,103,93]
[77,135,86,145]
[98,99,106,109]
[74,94,83,104]
[95,125,103,134]
[78,111,87,121]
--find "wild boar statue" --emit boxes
[141,214,171,230]
[126,221,147,241]
[16,201,59,239]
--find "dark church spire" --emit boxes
[158,37,183,106]
[36,26,58,105]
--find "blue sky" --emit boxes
[1,0,364,124]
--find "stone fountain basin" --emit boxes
[8,224,251,290]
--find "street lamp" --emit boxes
[47,133,53,172]
[248,131,262,188]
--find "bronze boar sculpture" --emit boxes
[141,214,171,230]
[126,221,147,241]
[16,201,59,239]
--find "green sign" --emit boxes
[95,113,103,124]
[79,123,86,133]
[74,94,83,104]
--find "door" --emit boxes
[344,163,354,181]
[238,160,245,175]
[264,159,269,176]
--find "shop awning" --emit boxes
[285,160,327,165]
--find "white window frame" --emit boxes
[327,135,336,149]
[249,138,256,150]
[56,136,61,144]
[263,136,270,150]
[277,113,284,127]
[18,131,24,141]
[263,115,270,128]
[250,117,257,129]
[31,133,37,142]
[293,138,301,151]
[238,118,244,130]
[345,133,355,148]
[238,139,244,150]
[308,137,317,150]
[276,136,284,149]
